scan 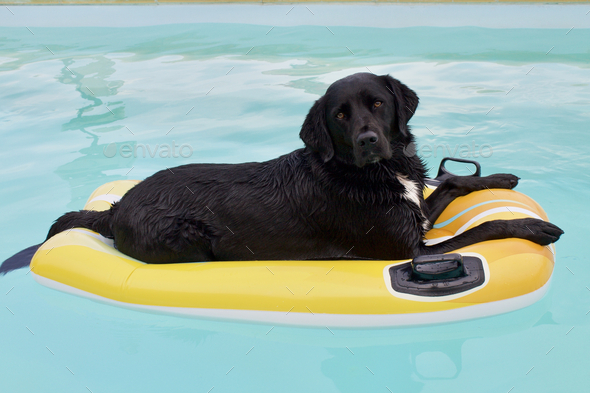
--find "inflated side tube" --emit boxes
[31,179,556,327]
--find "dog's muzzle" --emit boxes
[354,131,392,167]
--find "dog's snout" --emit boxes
[357,131,378,148]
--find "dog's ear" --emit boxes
[300,96,334,162]
[381,75,419,137]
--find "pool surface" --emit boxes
[1,4,589,393]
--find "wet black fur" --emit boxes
[46,73,563,263]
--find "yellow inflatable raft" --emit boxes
[31,179,555,327]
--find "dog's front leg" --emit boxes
[415,217,563,256]
[424,174,519,224]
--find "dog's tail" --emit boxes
[0,244,42,276]
[46,205,117,241]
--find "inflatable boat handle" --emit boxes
[411,253,465,281]
[436,157,481,181]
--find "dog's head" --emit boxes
[300,73,418,167]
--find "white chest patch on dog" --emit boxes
[396,174,421,207]
[396,173,431,231]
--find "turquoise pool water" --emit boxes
[1,5,589,392]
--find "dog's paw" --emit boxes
[511,218,564,246]
[444,174,519,196]
[481,174,520,190]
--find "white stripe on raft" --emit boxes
[88,194,122,205]
[424,206,542,246]
[31,272,551,328]
[69,229,115,247]
[424,236,453,246]
[455,206,542,236]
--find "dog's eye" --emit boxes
[374,101,382,108]
[336,112,345,119]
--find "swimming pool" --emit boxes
[1,4,589,392]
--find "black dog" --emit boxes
[47,73,563,263]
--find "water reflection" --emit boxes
[54,57,135,209]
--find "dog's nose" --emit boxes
[357,131,378,148]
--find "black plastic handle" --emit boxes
[411,253,465,281]
[436,157,481,181]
